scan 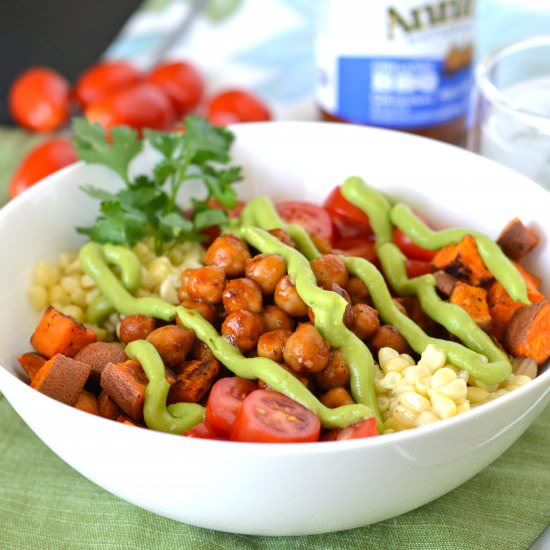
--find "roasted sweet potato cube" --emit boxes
[505,301,550,364]
[431,235,493,287]
[75,390,99,415]
[18,352,46,382]
[100,359,147,421]
[167,358,220,404]
[98,390,123,420]
[497,218,538,261]
[31,354,91,405]
[434,270,458,297]
[450,282,492,332]
[74,342,128,379]
[31,306,96,358]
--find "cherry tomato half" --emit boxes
[393,227,436,262]
[205,377,258,438]
[207,89,271,125]
[183,421,226,440]
[276,201,333,243]
[73,60,143,109]
[230,389,321,443]
[147,61,204,117]
[9,67,70,132]
[332,235,377,263]
[323,186,373,239]
[406,259,433,278]
[322,417,378,441]
[85,82,175,131]
[8,139,77,199]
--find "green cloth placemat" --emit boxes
[0,395,548,550]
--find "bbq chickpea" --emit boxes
[320,387,354,408]
[274,275,308,317]
[314,350,350,390]
[283,323,330,374]
[257,329,292,362]
[221,310,264,352]
[369,325,411,355]
[347,276,371,305]
[310,254,349,289]
[222,277,263,313]
[350,303,380,340]
[146,325,195,368]
[118,314,156,344]
[268,228,295,247]
[204,234,251,277]
[178,299,218,324]
[185,266,226,304]
[261,305,295,332]
[245,253,286,295]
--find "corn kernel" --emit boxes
[27,285,48,311]
[419,344,447,373]
[456,402,471,414]
[399,391,431,414]
[403,364,430,383]
[384,416,409,432]
[379,371,402,391]
[378,347,399,370]
[58,252,77,270]
[415,376,432,396]
[429,390,457,419]
[60,276,79,294]
[439,379,468,404]
[49,285,69,306]
[392,405,417,427]
[431,367,457,388]
[70,288,88,308]
[141,268,155,290]
[415,411,438,427]
[66,259,82,275]
[377,396,391,412]
[80,274,96,289]
[467,386,489,404]
[384,355,411,373]
[60,304,84,323]
[85,288,101,305]
[32,262,60,287]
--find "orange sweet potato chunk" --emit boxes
[450,282,492,331]
[17,352,46,382]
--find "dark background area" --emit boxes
[0,0,142,125]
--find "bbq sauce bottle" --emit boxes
[316,0,475,145]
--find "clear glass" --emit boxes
[467,35,550,189]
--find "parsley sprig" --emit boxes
[73,116,242,254]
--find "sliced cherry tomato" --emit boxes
[322,417,378,441]
[8,139,77,199]
[73,60,143,109]
[275,201,333,243]
[9,67,70,132]
[205,377,258,438]
[230,390,321,443]
[323,186,373,239]
[393,227,436,261]
[406,259,433,278]
[332,235,377,263]
[147,61,204,117]
[85,82,175,131]
[207,89,271,125]
[183,421,226,440]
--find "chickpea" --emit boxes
[350,303,380,340]
[314,350,350,390]
[222,277,263,314]
[283,323,330,374]
[257,329,292,362]
[309,233,332,255]
[245,253,286,295]
[221,310,264,352]
[274,275,308,317]
[369,325,411,355]
[393,298,408,317]
[320,387,354,408]
[262,305,295,332]
[204,234,251,277]
[347,276,371,305]
[146,325,195,368]
[309,283,354,328]
[268,228,295,247]
[186,266,226,304]
[311,254,349,289]
[119,314,156,345]
[191,339,215,362]
[178,299,218,324]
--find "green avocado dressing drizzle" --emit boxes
[390,203,529,304]
[241,226,382,428]
[341,176,511,385]
[126,340,205,434]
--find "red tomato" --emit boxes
[393,227,436,261]
[147,61,204,117]
[9,67,70,132]
[230,390,321,443]
[333,235,377,263]
[322,417,378,441]
[205,377,258,438]
[183,421,225,440]
[406,259,433,278]
[207,89,271,125]
[8,139,77,199]
[275,201,333,243]
[323,186,373,239]
[85,82,175,131]
[73,60,143,109]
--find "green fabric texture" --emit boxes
[0,395,548,550]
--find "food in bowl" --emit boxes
[15,117,549,442]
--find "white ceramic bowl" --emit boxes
[0,122,548,536]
